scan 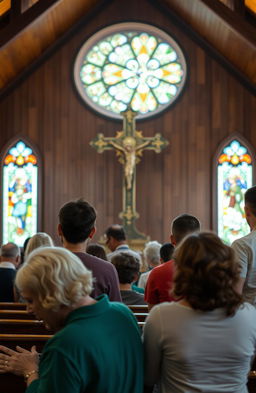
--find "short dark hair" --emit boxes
[172,214,200,244]
[105,225,126,241]
[111,252,140,284]
[245,186,256,216]
[160,243,174,262]
[173,232,242,316]
[59,199,96,243]
[86,243,107,261]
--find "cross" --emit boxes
[90,108,169,240]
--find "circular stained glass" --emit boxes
[73,23,187,120]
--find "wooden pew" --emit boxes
[0,303,26,310]
[0,334,51,393]
[0,319,53,335]
[0,373,26,393]
[128,304,148,313]
[137,321,145,330]
[0,333,51,351]
[0,310,36,320]
[133,312,148,322]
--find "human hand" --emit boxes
[0,345,39,376]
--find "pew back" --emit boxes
[0,310,35,320]
[0,303,27,310]
[0,319,53,335]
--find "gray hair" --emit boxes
[1,242,20,259]
[143,241,161,267]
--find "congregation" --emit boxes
[1,187,256,392]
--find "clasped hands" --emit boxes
[0,345,39,377]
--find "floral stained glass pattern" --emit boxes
[2,141,38,247]
[74,23,187,119]
[218,140,252,245]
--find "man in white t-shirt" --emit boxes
[232,185,256,305]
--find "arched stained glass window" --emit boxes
[2,140,38,247]
[73,23,187,120]
[217,139,253,244]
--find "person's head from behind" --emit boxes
[0,242,20,267]
[86,243,107,260]
[111,252,140,285]
[24,232,54,259]
[58,199,96,244]
[244,186,256,229]
[173,232,242,316]
[171,214,200,245]
[143,241,161,269]
[160,242,175,263]
[105,224,126,252]
[15,247,93,330]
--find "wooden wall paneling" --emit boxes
[0,0,256,245]
[194,49,211,230]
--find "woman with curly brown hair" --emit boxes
[144,232,256,393]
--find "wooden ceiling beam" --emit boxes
[158,0,256,88]
[0,0,102,91]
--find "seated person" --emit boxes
[58,199,121,301]
[144,232,256,393]
[0,247,143,393]
[0,242,20,302]
[145,214,200,309]
[138,241,161,290]
[159,242,174,263]
[112,252,146,305]
[105,224,141,263]
[86,243,108,261]
[24,232,54,260]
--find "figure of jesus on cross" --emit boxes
[90,108,168,240]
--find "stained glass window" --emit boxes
[73,23,187,119]
[2,140,38,247]
[217,139,253,244]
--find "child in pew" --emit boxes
[111,252,147,305]
[0,247,143,393]
[144,232,256,393]
[86,242,108,261]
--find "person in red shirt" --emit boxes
[144,214,200,310]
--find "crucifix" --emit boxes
[90,108,169,240]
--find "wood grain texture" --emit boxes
[160,0,256,87]
[0,0,10,15]
[0,0,102,89]
[0,0,255,246]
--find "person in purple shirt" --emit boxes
[58,198,121,301]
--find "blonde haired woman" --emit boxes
[0,247,143,393]
[24,232,54,260]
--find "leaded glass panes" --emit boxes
[2,140,38,247]
[74,23,187,119]
[217,140,252,244]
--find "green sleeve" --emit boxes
[26,349,84,393]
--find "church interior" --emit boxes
[0,0,255,247]
[0,2,256,392]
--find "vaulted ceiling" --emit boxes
[0,0,255,98]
